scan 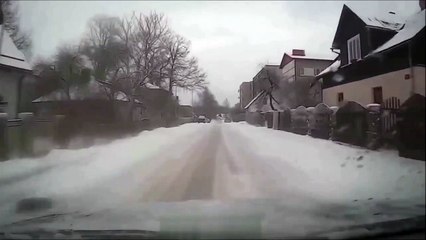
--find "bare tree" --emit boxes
[104,12,172,121]
[255,63,318,110]
[120,12,168,89]
[1,0,32,56]
[71,11,206,122]
[33,46,91,100]
[163,33,206,92]
[32,58,61,97]
[193,87,219,119]
[56,46,89,99]
[80,15,124,100]
[254,65,282,111]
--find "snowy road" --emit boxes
[0,122,424,236]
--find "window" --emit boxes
[372,87,383,104]
[300,67,315,76]
[347,34,361,63]
[315,68,321,75]
[338,92,344,103]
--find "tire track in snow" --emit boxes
[180,125,220,200]
[138,124,219,202]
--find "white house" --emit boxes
[0,27,33,118]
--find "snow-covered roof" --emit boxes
[347,4,404,31]
[330,106,339,114]
[32,80,144,104]
[0,27,32,71]
[288,54,333,61]
[316,60,341,78]
[115,91,129,101]
[33,81,119,102]
[115,92,141,103]
[358,14,403,31]
[366,103,381,108]
[32,82,106,103]
[145,83,161,90]
[244,90,265,110]
[366,103,381,112]
[280,52,333,69]
[372,10,425,54]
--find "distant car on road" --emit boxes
[197,115,207,123]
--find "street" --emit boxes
[0,122,425,234]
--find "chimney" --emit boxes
[292,49,305,56]
[421,0,425,10]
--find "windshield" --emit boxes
[0,0,425,239]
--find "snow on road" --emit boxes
[0,122,424,236]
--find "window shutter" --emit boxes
[347,34,361,63]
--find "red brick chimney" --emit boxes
[420,0,425,10]
[292,49,305,56]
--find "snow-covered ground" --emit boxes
[0,122,424,238]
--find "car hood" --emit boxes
[0,198,424,239]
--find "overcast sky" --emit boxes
[18,1,421,105]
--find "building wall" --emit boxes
[323,66,425,107]
[0,69,23,118]
[239,82,252,109]
[295,59,334,81]
[281,60,295,83]
[414,66,426,96]
[295,59,333,105]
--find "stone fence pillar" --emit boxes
[18,112,34,157]
[0,113,8,160]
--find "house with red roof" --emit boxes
[244,50,333,112]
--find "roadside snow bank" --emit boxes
[222,123,425,203]
[0,124,204,207]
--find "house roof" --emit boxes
[279,53,332,69]
[244,90,265,110]
[145,83,161,89]
[0,27,32,71]
[286,55,332,61]
[32,81,143,103]
[316,60,341,79]
[371,9,425,55]
[332,5,403,49]
[253,65,279,80]
[348,4,404,31]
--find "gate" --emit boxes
[381,97,400,142]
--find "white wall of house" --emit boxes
[0,69,23,118]
[414,66,425,96]
[323,66,425,107]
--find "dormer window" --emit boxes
[347,34,361,63]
